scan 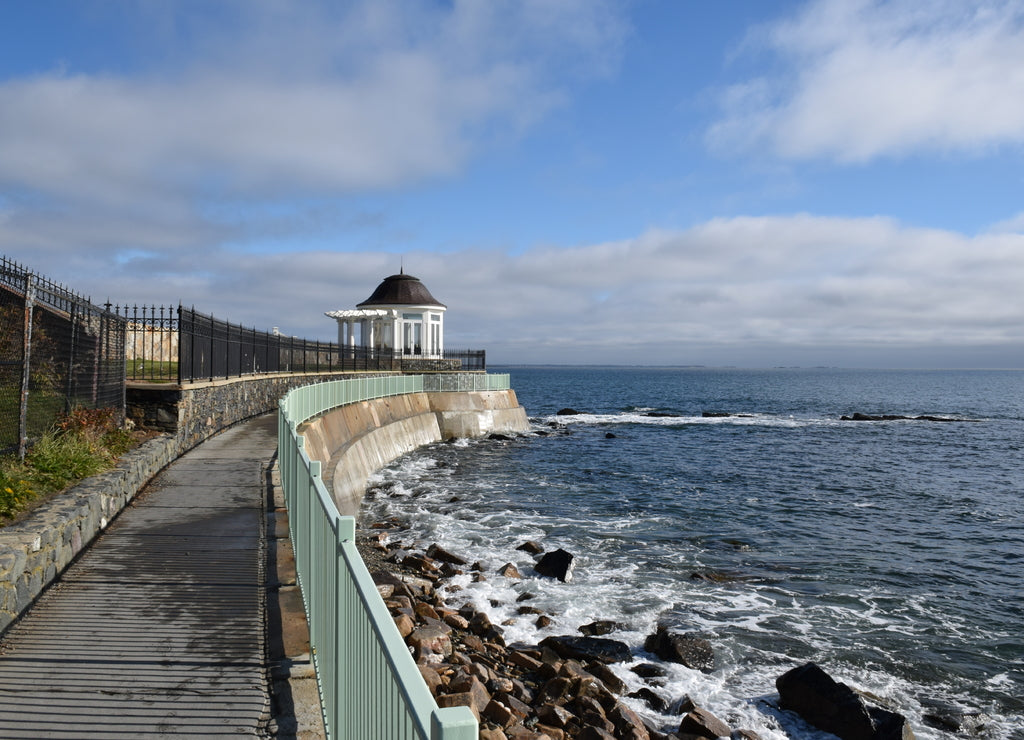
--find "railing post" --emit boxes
[430,707,478,740]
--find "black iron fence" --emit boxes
[117,304,485,382]
[1,256,126,458]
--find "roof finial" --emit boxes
[400,255,404,275]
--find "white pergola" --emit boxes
[325,304,445,357]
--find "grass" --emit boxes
[0,407,138,523]
[127,359,178,382]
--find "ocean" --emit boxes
[359,367,1024,738]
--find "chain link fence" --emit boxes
[1,257,126,458]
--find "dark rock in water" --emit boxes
[426,543,468,566]
[578,620,624,637]
[644,624,715,673]
[534,548,575,582]
[644,411,680,418]
[702,411,732,417]
[841,412,964,422]
[628,687,668,713]
[556,407,582,415]
[604,432,617,438]
[679,706,732,738]
[921,698,990,735]
[630,662,668,679]
[516,540,544,555]
[776,662,915,740]
[539,635,632,664]
[488,433,512,441]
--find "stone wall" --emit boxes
[1,371,394,634]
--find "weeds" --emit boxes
[0,407,138,524]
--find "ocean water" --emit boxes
[359,367,1024,738]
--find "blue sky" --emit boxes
[2,0,1023,367]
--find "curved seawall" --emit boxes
[299,389,529,515]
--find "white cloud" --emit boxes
[0,1,624,211]
[25,214,1015,366]
[709,0,1024,162]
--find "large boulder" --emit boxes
[540,635,632,664]
[776,663,915,740]
[534,548,575,582]
[643,624,715,673]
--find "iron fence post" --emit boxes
[18,276,36,460]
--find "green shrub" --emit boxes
[25,429,108,491]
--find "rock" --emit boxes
[556,408,582,415]
[498,562,523,579]
[609,702,650,739]
[517,540,545,554]
[535,548,575,582]
[644,411,679,418]
[393,613,415,638]
[630,662,668,679]
[418,664,443,695]
[643,625,715,672]
[489,433,513,441]
[678,706,731,739]
[732,730,763,740]
[776,662,915,740]
[408,624,452,664]
[536,615,554,628]
[426,543,469,565]
[578,620,623,636]
[840,412,962,422]
[540,635,632,664]
[605,432,617,438]
[920,698,990,735]
[447,674,492,715]
[702,411,731,417]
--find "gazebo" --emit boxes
[325,271,446,358]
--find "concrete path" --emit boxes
[0,414,279,738]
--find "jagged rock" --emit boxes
[609,702,650,738]
[540,635,632,664]
[418,664,443,695]
[732,730,764,739]
[644,625,715,672]
[408,624,453,664]
[426,543,469,565]
[776,662,915,740]
[489,433,513,441]
[535,548,575,582]
[644,411,679,418]
[537,702,575,728]
[586,661,626,693]
[578,620,623,636]
[517,540,545,554]
[678,706,731,739]
[921,698,990,735]
[498,562,523,579]
[393,613,415,638]
[605,432,617,438]
[446,674,493,715]
[556,408,582,415]
[536,615,553,628]
[630,662,668,679]
[628,688,668,713]
[702,411,731,417]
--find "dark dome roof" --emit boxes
[357,271,446,308]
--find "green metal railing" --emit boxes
[278,373,510,739]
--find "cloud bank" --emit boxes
[709,0,1024,162]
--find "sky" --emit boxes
[2,0,1023,368]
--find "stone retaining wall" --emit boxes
[0,371,394,634]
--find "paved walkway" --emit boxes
[0,414,279,738]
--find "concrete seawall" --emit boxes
[300,389,530,515]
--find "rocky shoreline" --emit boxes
[356,520,919,740]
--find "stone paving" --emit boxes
[0,414,279,738]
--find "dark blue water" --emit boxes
[362,368,1024,738]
